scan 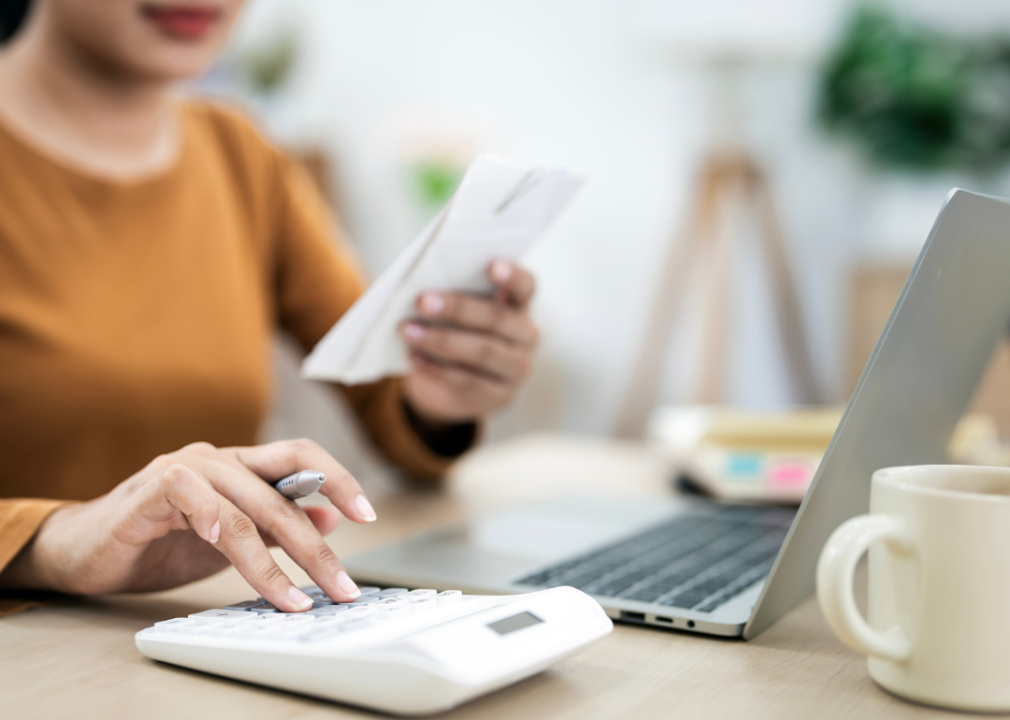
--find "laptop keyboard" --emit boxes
[516,505,796,613]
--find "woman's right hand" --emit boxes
[0,440,377,612]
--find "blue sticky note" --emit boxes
[725,453,762,481]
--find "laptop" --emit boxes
[345,189,1010,639]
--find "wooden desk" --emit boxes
[1,435,994,719]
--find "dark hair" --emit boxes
[1,0,31,43]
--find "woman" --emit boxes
[0,1,539,614]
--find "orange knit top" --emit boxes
[0,101,465,609]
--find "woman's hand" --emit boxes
[0,440,375,612]
[399,259,539,423]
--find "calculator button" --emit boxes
[207,627,241,638]
[249,604,280,614]
[345,606,377,618]
[189,609,256,620]
[357,587,381,596]
[239,624,277,639]
[298,584,322,595]
[407,589,437,597]
[312,616,348,629]
[279,614,315,623]
[308,605,350,616]
[376,588,408,597]
[436,590,463,604]
[223,600,263,611]
[252,613,289,622]
[154,618,195,634]
[341,618,375,633]
[302,622,353,642]
[179,619,222,635]
[409,597,438,610]
[375,597,409,607]
[266,624,313,639]
[376,604,411,618]
[339,595,380,605]
[310,600,334,609]
[246,622,305,638]
[301,626,344,643]
[208,620,250,636]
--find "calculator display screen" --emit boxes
[487,612,543,636]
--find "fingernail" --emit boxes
[355,494,377,522]
[288,586,314,610]
[421,293,444,316]
[404,323,426,342]
[337,570,361,598]
[492,259,512,282]
[208,521,220,544]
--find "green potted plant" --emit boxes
[817,5,1010,253]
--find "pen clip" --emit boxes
[496,167,544,215]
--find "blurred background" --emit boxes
[192,0,1010,482]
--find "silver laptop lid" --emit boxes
[746,189,1010,638]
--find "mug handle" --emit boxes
[816,515,913,661]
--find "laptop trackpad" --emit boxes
[344,496,685,590]
[435,496,681,563]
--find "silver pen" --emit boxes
[274,470,327,499]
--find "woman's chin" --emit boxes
[125,44,224,82]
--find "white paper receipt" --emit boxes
[302,155,585,384]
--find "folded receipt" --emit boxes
[302,155,586,384]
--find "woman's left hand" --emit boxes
[399,259,538,423]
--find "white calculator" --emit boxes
[135,584,612,715]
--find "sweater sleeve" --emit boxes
[269,150,477,481]
[0,499,69,616]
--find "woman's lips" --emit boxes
[142,5,220,40]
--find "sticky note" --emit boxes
[768,461,811,488]
[725,453,763,482]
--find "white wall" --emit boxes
[232,0,1010,442]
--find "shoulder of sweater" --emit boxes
[176,98,298,216]
[178,98,285,170]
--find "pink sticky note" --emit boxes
[768,462,810,487]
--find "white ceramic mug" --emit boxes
[817,465,1010,712]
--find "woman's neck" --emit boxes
[0,14,180,181]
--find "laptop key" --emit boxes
[626,590,663,602]
[663,592,708,609]
[516,508,795,615]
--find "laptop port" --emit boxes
[620,611,646,623]
[655,616,673,624]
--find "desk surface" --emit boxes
[1,434,995,719]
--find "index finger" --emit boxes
[227,439,377,524]
[130,464,316,612]
[489,259,536,307]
